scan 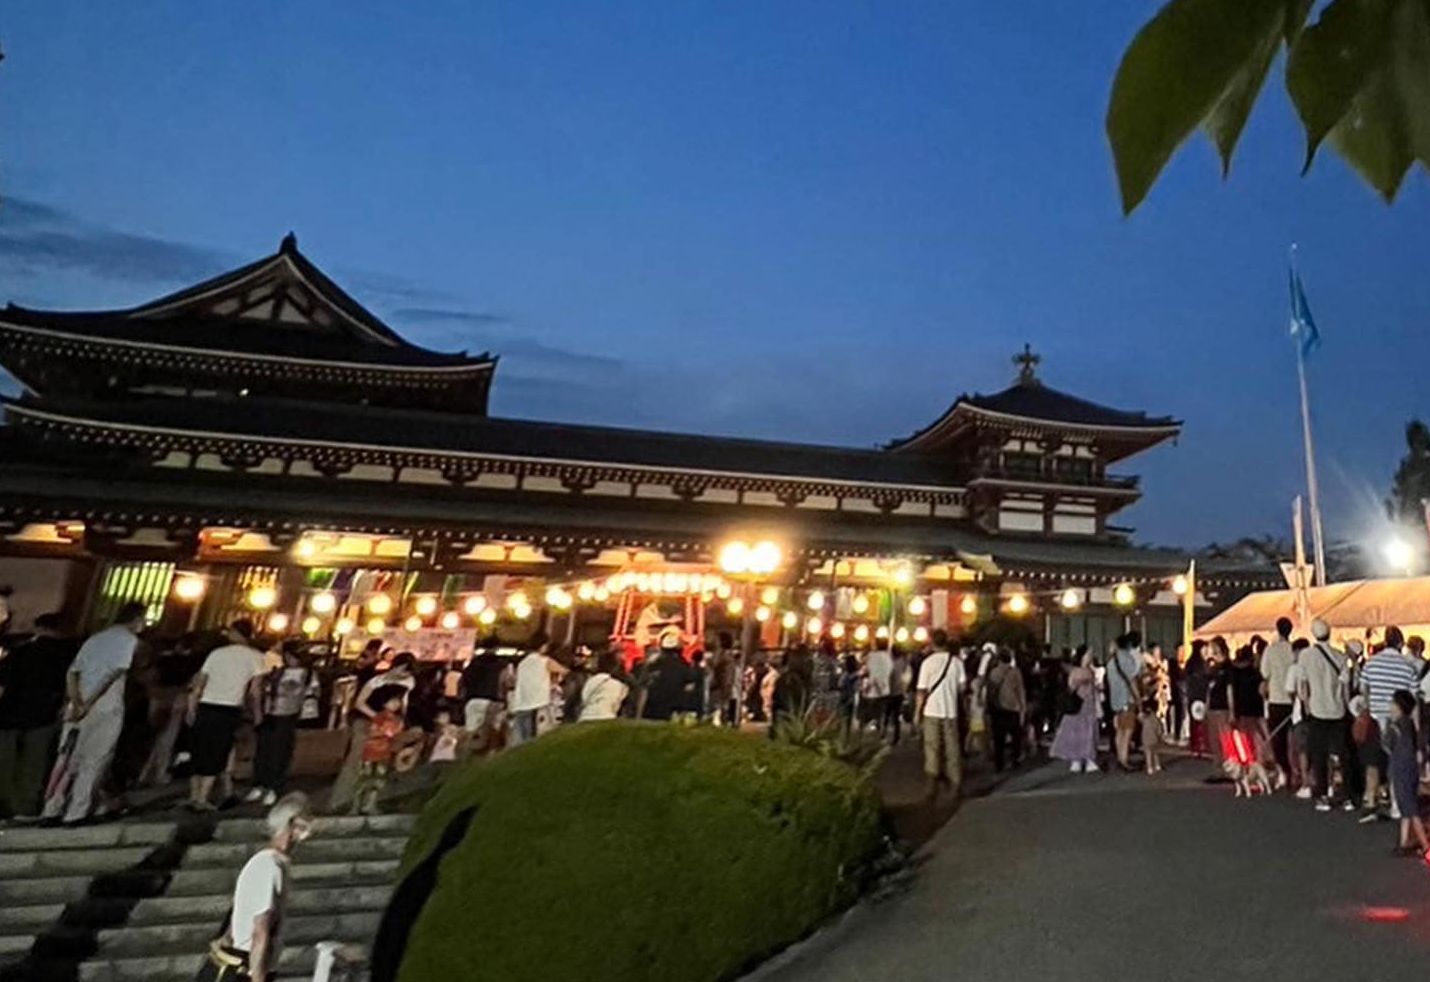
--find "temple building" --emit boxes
[0,237,1271,655]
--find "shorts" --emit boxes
[190,704,242,777]
[463,698,504,734]
[1114,709,1139,733]
[1358,738,1388,774]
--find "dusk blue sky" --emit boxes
[3,2,1428,548]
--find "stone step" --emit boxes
[0,813,417,853]
[79,941,332,982]
[129,883,393,926]
[0,874,93,906]
[95,910,382,957]
[183,836,406,869]
[0,933,37,957]
[164,858,399,898]
[0,846,153,880]
[0,904,66,932]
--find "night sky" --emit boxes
[3,2,1428,549]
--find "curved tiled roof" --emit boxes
[8,396,965,490]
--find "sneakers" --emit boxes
[1084,760,1100,773]
[1315,799,1332,812]
[1295,786,1313,800]
[1358,810,1382,825]
[243,787,266,804]
[260,790,277,806]
[1342,799,1357,812]
[1069,761,1084,773]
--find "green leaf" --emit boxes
[1284,0,1316,43]
[1286,0,1397,171]
[1203,11,1285,176]
[1329,66,1415,199]
[1108,0,1286,213]
[1391,0,1430,165]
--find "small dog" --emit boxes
[1221,752,1274,797]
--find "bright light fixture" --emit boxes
[1171,575,1189,596]
[761,586,780,606]
[335,618,355,636]
[301,616,321,636]
[173,576,206,602]
[807,590,825,611]
[727,597,745,616]
[807,617,823,635]
[1007,593,1030,615]
[267,612,289,633]
[367,594,393,616]
[1113,583,1136,607]
[852,593,870,615]
[854,624,870,642]
[782,611,798,630]
[718,541,752,574]
[478,607,497,626]
[907,596,927,617]
[415,596,438,617]
[248,585,277,610]
[960,595,978,616]
[1060,588,1082,610]
[1385,537,1415,574]
[463,595,488,616]
[366,617,386,635]
[441,611,460,630]
[403,615,423,632]
[311,591,337,614]
[750,540,782,575]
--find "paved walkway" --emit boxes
[759,756,1430,982]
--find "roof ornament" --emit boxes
[1013,342,1042,387]
[279,231,298,255]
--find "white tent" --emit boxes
[1196,575,1430,649]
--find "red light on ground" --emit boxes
[1360,906,1412,923]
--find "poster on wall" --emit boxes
[356,627,478,662]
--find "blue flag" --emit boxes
[1289,267,1320,358]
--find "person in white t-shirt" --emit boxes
[579,651,630,721]
[200,792,313,982]
[509,635,565,746]
[862,646,894,731]
[915,630,968,803]
[41,602,147,825]
[186,620,265,812]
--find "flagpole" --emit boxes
[1291,246,1328,587]
[1296,345,1327,585]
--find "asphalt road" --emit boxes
[757,757,1430,982]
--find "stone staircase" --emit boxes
[0,813,414,982]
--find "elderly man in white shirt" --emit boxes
[42,602,148,825]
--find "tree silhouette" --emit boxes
[1388,419,1430,523]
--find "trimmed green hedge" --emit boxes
[396,722,884,982]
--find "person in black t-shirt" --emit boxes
[0,614,78,819]
[460,645,510,744]
[1204,638,1233,769]
[1228,644,1271,770]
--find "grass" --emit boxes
[396,722,885,982]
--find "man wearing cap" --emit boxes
[1298,619,1363,812]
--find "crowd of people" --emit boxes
[10,598,1426,854]
[1037,619,1430,857]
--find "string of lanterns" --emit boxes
[173,561,1191,642]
